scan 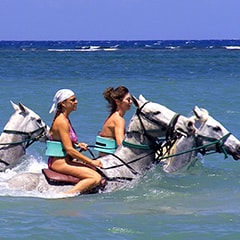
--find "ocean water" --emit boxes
[0,40,240,239]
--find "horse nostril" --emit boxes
[162,126,166,131]
[237,146,240,153]
[186,120,196,133]
[187,121,193,128]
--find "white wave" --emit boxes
[103,48,118,51]
[48,46,118,52]
[80,46,101,51]
[166,46,179,50]
[225,46,240,50]
[48,46,100,52]
[0,154,82,199]
[0,155,46,179]
[104,45,119,51]
[48,49,84,52]
[111,44,119,48]
[226,110,240,114]
[90,45,100,49]
[153,41,162,45]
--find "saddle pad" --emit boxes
[42,168,80,185]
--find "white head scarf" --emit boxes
[49,89,75,114]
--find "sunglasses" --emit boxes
[68,97,77,102]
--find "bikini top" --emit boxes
[69,123,78,144]
[46,123,78,157]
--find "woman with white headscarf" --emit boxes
[47,89,102,195]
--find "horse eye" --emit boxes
[213,126,221,132]
[36,119,42,124]
[153,111,161,115]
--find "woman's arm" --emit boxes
[57,118,102,167]
[114,117,125,146]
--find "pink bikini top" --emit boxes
[69,123,78,144]
[49,122,78,145]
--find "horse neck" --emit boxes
[161,135,197,173]
[124,131,152,148]
[4,112,26,131]
[177,135,197,154]
[118,122,156,169]
[123,114,155,152]
[0,131,23,142]
[0,113,26,146]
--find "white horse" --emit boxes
[159,106,240,173]
[4,95,195,196]
[0,101,48,171]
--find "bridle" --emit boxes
[1,126,47,148]
[101,102,182,178]
[123,101,181,150]
[155,131,232,163]
[195,132,231,158]
[0,125,47,148]
[0,125,47,167]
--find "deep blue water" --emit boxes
[0,40,240,239]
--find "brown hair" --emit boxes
[50,103,63,129]
[103,86,129,114]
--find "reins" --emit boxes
[196,132,231,158]
[0,126,46,148]
[155,132,231,162]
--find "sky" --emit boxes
[0,0,239,41]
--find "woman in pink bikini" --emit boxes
[48,89,102,195]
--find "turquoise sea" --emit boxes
[0,40,240,239]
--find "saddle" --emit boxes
[43,159,97,185]
[42,168,80,185]
[42,162,107,192]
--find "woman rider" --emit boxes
[95,86,132,156]
[48,89,102,195]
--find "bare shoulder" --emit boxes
[53,115,69,130]
[113,113,125,125]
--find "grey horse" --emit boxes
[0,101,48,171]
[159,106,240,173]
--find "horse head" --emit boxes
[159,106,240,174]
[8,101,49,142]
[130,95,195,142]
[0,101,49,171]
[193,106,240,160]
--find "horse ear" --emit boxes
[18,102,30,114]
[139,94,147,103]
[193,106,208,121]
[193,106,201,119]
[131,95,139,108]
[10,100,20,111]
